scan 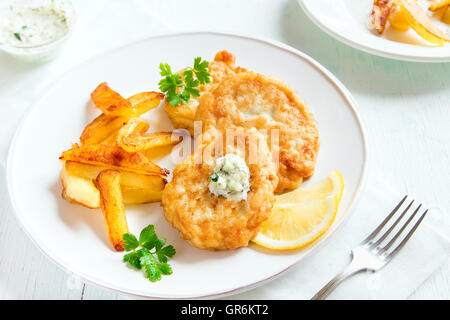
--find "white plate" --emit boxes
[6,32,367,299]
[298,0,450,62]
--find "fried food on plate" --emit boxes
[61,162,164,208]
[195,71,320,193]
[91,82,164,118]
[80,113,129,145]
[165,50,246,135]
[114,117,150,145]
[96,170,129,251]
[370,0,450,45]
[162,127,278,250]
[118,132,182,153]
[65,161,166,190]
[398,0,449,45]
[429,0,450,12]
[60,144,169,177]
[371,0,392,34]
[61,162,100,209]
[443,6,450,24]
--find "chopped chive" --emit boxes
[13,32,22,41]
[210,173,219,182]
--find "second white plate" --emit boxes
[298,0,450,62]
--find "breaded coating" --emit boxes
[162,127,278,250]
[195,72,320,193]
[164,50,245,135]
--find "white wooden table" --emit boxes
[0,0,448,299]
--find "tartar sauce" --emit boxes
[0,3,70,47]
[209,154,250,201]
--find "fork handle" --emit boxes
[311,261,365,300]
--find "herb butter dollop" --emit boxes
[209,153,250,201]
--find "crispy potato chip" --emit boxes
[118,132,182,153]
[97,170,128,251]
[399,0,450,45]
[60,144,169,177]
[65,161,165,190]
[80,113,129,145]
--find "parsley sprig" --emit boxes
[158,57,211,106]
[122,225,176,282]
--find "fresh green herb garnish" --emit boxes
[22,25,28,30]
[13,32,22,41]
[210,173,219,182]
[158,57,211,106]
[122,225,176,282]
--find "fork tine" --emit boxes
[380,204,421,252]
[369,200,414,248]
[361,195,407,245]
[382,208,428,260]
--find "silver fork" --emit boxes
[312,195,428,300]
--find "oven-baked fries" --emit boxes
[91,82,164,118]
[60,144,168,176]
[60,82,180,251]
[61,162,165,209]
[371,0,450,45]
[80,114,129,145]
[97,170,129,252]
[118,132,182,153]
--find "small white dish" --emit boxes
[6,31,367,299]
[0,0,76,62]
[298,0,450,63]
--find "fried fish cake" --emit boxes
[164,50,245,135]
[162,127,278,250]
[195,72,320,193]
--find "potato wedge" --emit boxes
[61,163,163,208]
[100,117,150,146]
[121,187,163,205]
[126,92,165,116]
[115,117,150,145]
[118,132,182,153]
[91,82,134,117]
[389,2,411,31]
[371,0,392,34]
[61,163,100,209]
[429,0,450,11]
[80,113,129,145]
[91,83,164,118]
[97,170,128,251]
[60,144,169,177]
[398,0,450,45]
[442,6,450,24]
[65,161,165,190]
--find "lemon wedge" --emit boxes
[276,170,344,204]
[252,171,344,250]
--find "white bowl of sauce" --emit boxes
[0,0,76,62]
